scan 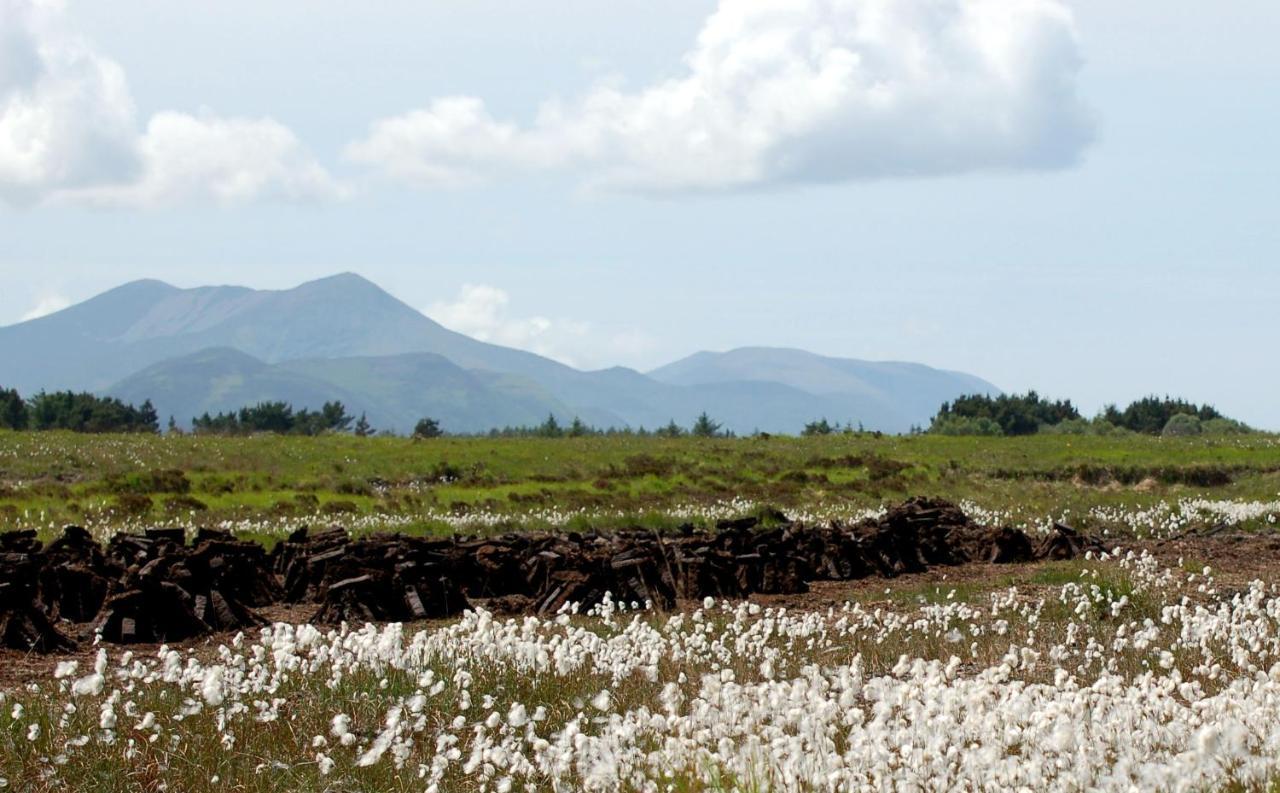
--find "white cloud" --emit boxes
[348,0,1094,192]
[20,292,69,321]
[0,0,138,204]
[62,112,346,207]
[425,283,655,370]
[0,0,340,208]
[345,98,566,188]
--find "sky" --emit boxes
[1,0,1277,428]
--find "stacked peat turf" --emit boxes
[0,530,77,653]
[275,529,470,625]
[93,528,272,643]
[0,498,1110,653]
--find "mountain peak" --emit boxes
[282,272,409,310]
[85,278,181,305]
[300,272,380,290]
[116,277,180,291]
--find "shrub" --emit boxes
[163,495,208,514]
[930,416,1004,436]
[620,454,674,478]
[1202,417,1252,435]
[1041,418,1133,437]
[105,469,192,495]
[112,493,153,516]
[336,479,373,496]
[1086,419,1132,437]
[321,500,359,515]
[1162,413,1203,437]
[1041,418,1093,435]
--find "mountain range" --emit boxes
[0,273,999,434]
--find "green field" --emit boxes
[2,429,1278,540]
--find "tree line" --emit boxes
[0,383,1257,439]
[0,387,159,433]
[191,401,371,437]
[928,392,1251,437]
[0,385,745,440]
[478,412,732,439]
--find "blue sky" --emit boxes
[1,0,1277,427]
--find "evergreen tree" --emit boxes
[0,387,28,430]
[27,390,158,433]
[138,400,159,432]
[236,401,294,434]
[802,418,835,436]
[1111,396,1222,435]
[931,391,1080,436]
[319,401,354,433]
[353,413,373,437]
[657,419,684,438]
[691,412,723,438]
[413,417,443,438]
[537,414,563,438]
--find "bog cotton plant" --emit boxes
[6,551,1280,790]
[21,495,1279,546]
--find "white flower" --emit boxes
[330,714,351,738]
[357,706,402,767]
[507,703,528,728]
[200,668,224,707]
[71,673,104,697]
[591,690,611,712]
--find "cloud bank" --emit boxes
[2,0,1095,207]
[0,0,341,208]
[426,284,654,369]
[348,0,1095,193]
[19,291,69,321]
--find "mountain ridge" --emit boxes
[1,274,1000,434]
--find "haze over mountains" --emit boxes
[0,274,999,434]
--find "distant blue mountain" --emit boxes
[649,347,1000,432]
[0,274,999,433]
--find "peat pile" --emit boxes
[0,498,1104,654]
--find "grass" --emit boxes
[1,430,1279,538]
